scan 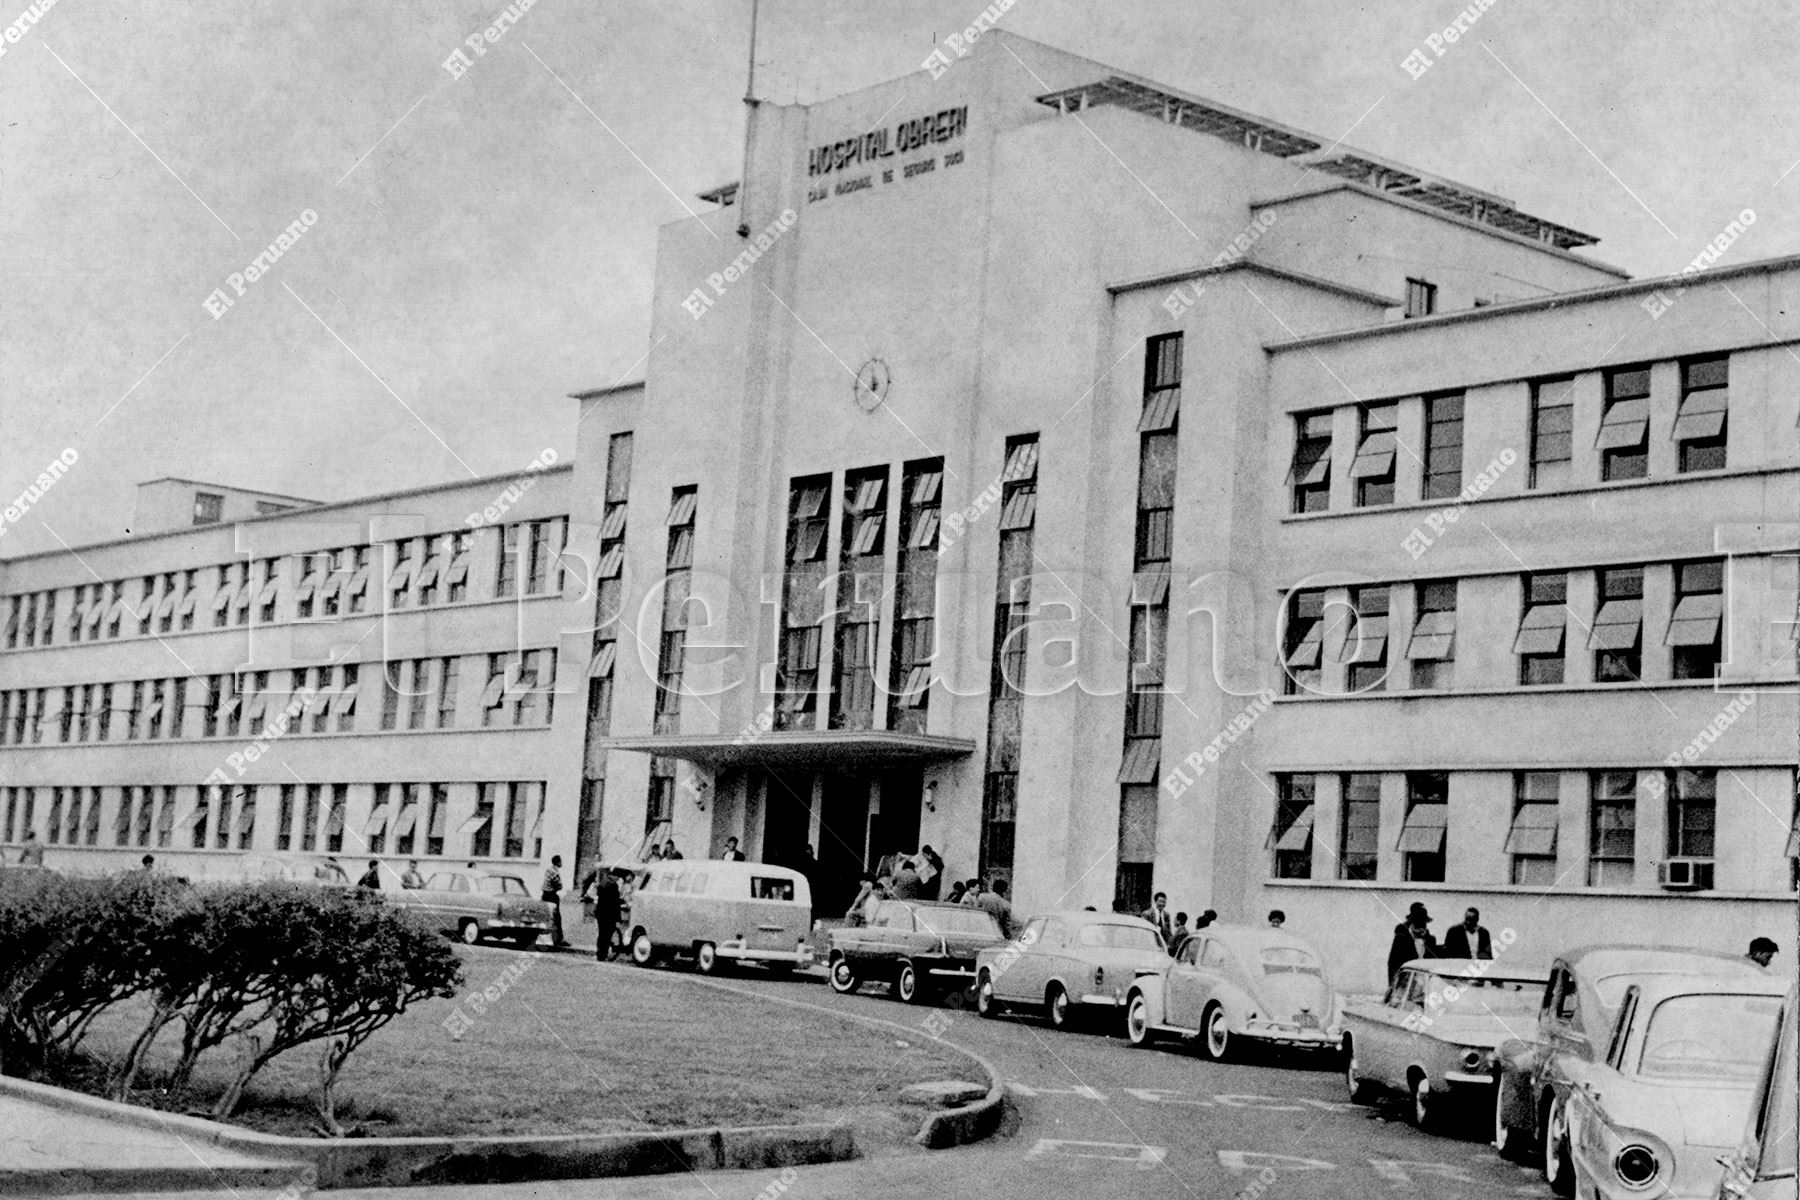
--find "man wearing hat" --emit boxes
[1386,901,1439,988]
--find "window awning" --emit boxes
[1396,804,1448,852]
[601,506,628,538]
[480,674,506,708]
[393,804,420,837]
[1130,568,1170,607]
[999,488,1037,531]
[325,804,346,835]
[1274,807,1314,852]
[1504,804,1559,856]
[605,729,974,771]
[235,801,257,834]
[1340,614,1388,664]
[588,642,618,678]
[1117,738,1160,784]
[257,578,280,606]
[908,509,941,549]
[347,564,371,598]
[1285,621,1323,668]
[1139,390,1180,433]
[415,558,442,589]
[1407,609,1456,661]
[84,601,106,633]
[211,586,236,615]
[387,560,414,592]
[668,492,698,526]
[1287,445,1330,486]
[1596,397,1649,449]
[1002,442,1039,482]
[1348,431,1396,479]
[1673,388,1728,442]
[1665,593,1723,646]
[153,592,178,620]
[1588,599,1644,649]
[457,812,491,836]
[447,555,470,585]
[1514,604,1566,654]
[597,545,624,579]
[364,804,390,837]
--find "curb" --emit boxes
[0,1162,307,1197]
[680,976,1010,1150]
[0,1074,855,1190]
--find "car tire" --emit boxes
[1344,1037,1377,1105]
[695,942,718,975]
[1493,1076,1535,1163]
[1046,984,1072,1031]
[458,920,481,945]
[629,930,656,967]
[976,972,1003,1019]
[898,961,926,1005]
[1125,992,1156,1047]
[828,956,861,994]
[1200,1003,1232,1062]
[1541,1094,1574,1197]
[1410,1075,1437,1132]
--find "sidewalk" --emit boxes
[0,1090,308,1195]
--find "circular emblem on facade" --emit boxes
[853,358,890,412]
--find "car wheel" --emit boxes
[1541,1094,1574,1197]
[1410,1075,1437,1132]
[1493,1076,1535,1163]
[976,972,1003,1019]
[629,931,656,967]
[695,942,718,975]
[898,961,927,1005]
[828,956,861,994]
[1344,1037,1376,1105]
[1046,984,1072,1030]
[458,920,481,945]
[1200,1003,1232,1062]
[1125,993,1156,1047]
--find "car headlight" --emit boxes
[1613,1144,1660,1190]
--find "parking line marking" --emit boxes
[1027,1139,1167,1168]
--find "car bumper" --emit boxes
[1441,1071,1495,1087]
[718,941,810,964]
[1078,992,1130,1007]
[1238,1025,1337,1048]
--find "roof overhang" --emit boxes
[606,730,977,770]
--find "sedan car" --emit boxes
[1342,959,1546,1129]
[1565,975,1786,1199]
[1714,982,1796,1200]
[1125,924,1338,1060]
[974,910,1165,1031]
[826,898,1007,1004]
[1492,944,1770,1193]
[385,868,554,946]
[237,853,352,886]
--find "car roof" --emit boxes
[614,859,805,878]
[1618,973,1789,1006]
[1034,909,1160,929]
[1402,958,1549,982]
[1193,923,1324,957]
[1557,944,1765,979]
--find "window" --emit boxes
[1599,366,1651,481]
[1115,787,1157,911]
[496,524,519,598]
[426,784,447,856]
[1137,434,1176,562]
[1271,775,1314,879]
[646,763,675,834]
[1668,560,1723,680]
[1508,772,1561,885]
[300,784,323,851]
[389,539,416,609]
[232,786,254,849]
[275,785,295,851]
[345,546,371,614]
[788,479,830,564]
[381,660,403,730]
[503,783,527,857]
[192,492,223,525]
[1282,588,1326,694]
[1399,773,1448,882]
[256,559,279,623]
[469,784,497,857]
[1350,404,1398,507]
[113,787,134,846]
[1516,572,1568,684]
[1140,333,1182,433]
[1404,277,1436,319]
[255,500,292,515]
[324,784,346,852]
[191,786,212,850]
[334,664,358,731]
[1408,580,1457,690]
[1665,769,1716,861]
[1588,770,1637,886]
[416,535,446,605]
[481,654,507,727]
[1339,773,1381,880]
[1675,356,1727,473]
[1422,392,1464,500]
[1530,378,1574,490]
[1289,412,1333,513]
[446,532,472,602]
[1592,567,1644,682]
[1342,586,1390,692]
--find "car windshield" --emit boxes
[1075,923,1161,950]
[1261,946,1323,976]
[916,907,1001,937]
[1763,1007,1796,1176]
[475,876,528,895]
[1637,994,1782,1082]
[1425,976,1541,1018]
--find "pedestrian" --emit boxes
[662,839,682,860]
[357,860,381,890]
[1195,909,1217,929]
[542,855,568,947]
[721,836,745,862]
[319,856,343,881]
[401,860,425,889]
[975,879,1019,939]
[646,843,663,862]
[1168,912,1191,957]
[918,845,945,899]
[1141,891,1173,942]
[845,873,878,925]
[1441,906,1492,959]
[1748,937,1779,968]
[1387,902,1438,986]
[593,869,623,961]
[140,853,155,871]
[890,856,924,899]
[945,879,968,905]
[1267,909,1285,929]
[959,878,982,905]
[17,832,44,867]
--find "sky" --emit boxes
[5,0,1798,558]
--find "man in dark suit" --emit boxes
[1441,906,1493,959]
[1387,901,1437,987]
[1141,892,1173,943]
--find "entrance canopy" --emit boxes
[606,730,974,771]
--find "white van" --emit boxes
[622,859,812,974]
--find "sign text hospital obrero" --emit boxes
[806,106,969,177]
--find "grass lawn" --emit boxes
[67,947,978,1141]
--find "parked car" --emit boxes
[1342,958,1547,1129]
[1125,923,1339,1060]
[826,898,1007,1004]
[974,910,1165,1031]
[622,859,812,974]
[236,853,352,887]
[1565,974,1786,1199]
[384,867,554,946]
[1492,945,1771,1193]
[1714,982,1796,1200]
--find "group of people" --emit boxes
[842,848,1021,938]
[1138,892,1221,958]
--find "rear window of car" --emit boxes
[916,907,1002,937]
[424,872,466,892]
[1637,994,1782,1082]
[1074,922,1161,950]
[1261,946,1323,976]
[476,876,528,895]
[1426,976,1541,1019]
[751,876,795,901]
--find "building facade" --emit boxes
[4,34,1793,989]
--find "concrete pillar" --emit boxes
[1557,769,1588,887]
[1460,574,1516,691]
[1569,371,1604,488]
[1469,381,1528,498]
[1329,406,1359,512]
[1386,583,1417,693]
[1647,360,1681,480]
[1394,395,1426,503]
[1633,769,1667,888]
[1377,771,1407,883]
[1565,570,1598,685]
[1321,586,1352,695]
[1313,772,1343,880]
[1640,563,1675,682]
[1449,771,1510,886]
